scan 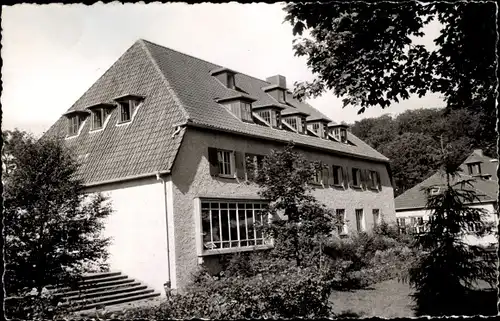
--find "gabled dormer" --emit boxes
[64,110,90,138]
[113,94,144,124]
[307,117,330,139]
[86,103,116,131]
[252,104,286,129]
[263,75,287,104]
[281,110,309,134]
[329,123,349,144]
[216,94,258,123]
[211,67,237,90]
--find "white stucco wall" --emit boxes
[170,127,396,289]
[85,177,171,295]
[396,203,498,246]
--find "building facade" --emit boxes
[395,149,498,246]
[44,39,396,295]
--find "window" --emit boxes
[119,99,139,123]
[332,165,343,186]
[217,150,234,176]
[333,127,348,143]
[241,102,253,122]
[201,200,269,250]
[467,163,482,175]
[355,209,365,232]
[227,73,235,89]
[397,218,407,234]
[368,170,380,189]
[67,115,81,136]
[340,128,347,143]
[285,117,298,130]
[91,109,104,130]
[373,209,381,228]
[336,209,347,234]
[311,169,322,185]
[301,117,307,134]
[351,168,361,187]
[257,110,278,127]
[312,123,320,134]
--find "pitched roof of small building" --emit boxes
[395,150,498,210]
[44,39,389,186]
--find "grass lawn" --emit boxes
[329,278,415,318]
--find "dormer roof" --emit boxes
[85,102,117,110]
[215,94,258,103]
[43,39,389,186]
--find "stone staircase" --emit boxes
[50,271,161,311]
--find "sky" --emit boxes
[1,2,446,137]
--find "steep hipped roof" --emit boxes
[44,39,389,186]
[395,150,498,210]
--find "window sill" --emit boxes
[218,174,236,179]
[117,120,132,125]
[369,187,380,192]
[201,244,273,256]
[350,185,363,190]
[331,184,345,189]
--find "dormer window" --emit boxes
[113,94,144,124]
[467,162,482,175]
[92,109,104,130]
[217,95,257,123]
[241,102,253,122]
[308,121,328,138]
[64,111,89,137]
[255,108,282,128]
[282,112,309,134]
[331,124,349,143]
[211,68,238,90]
[68,115,81,136]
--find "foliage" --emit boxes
[249,142,338,267]
[96,265,334,319]
[3,129,112,317]
[403,144,497,316]
[349,108,495,196]
[283,2,496,112]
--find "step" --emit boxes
[81,274,128,284]
[63,288,156,310]
[57,282,142,298]
[81,271,122,281]
[72,292,161,312]
[52,278,135,295]
[65,285,148,301]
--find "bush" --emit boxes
[105,265,333,319]
[5,287,67,320]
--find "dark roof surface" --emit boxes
[395,150,498,210]
[44,39,389,185]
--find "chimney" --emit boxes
[266,75,287,89]
[473,149,483,157]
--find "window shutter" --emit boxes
[328,165,335,186]
[376,171,382,190]
[322,166,329,186]
[208,147,219,176]
[234,152,245,179]
[362,170,370,189]
[342,166,349,187]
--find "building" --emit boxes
[395,149,498,246]
[44,39,396,295]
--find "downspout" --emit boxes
[156,172,172,296]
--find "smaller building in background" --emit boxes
[395,149,498,247]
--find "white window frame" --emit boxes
[355,209,365,232]
[217,150,235,178]
[68,115,80,137]
[312,169,322,185]
[197,199,273,256]
[332,165,342,186]
[118,99,140,124]
[336,209,348,235]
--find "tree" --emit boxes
[404,142,496,316]
[247,142,337,267]
[284,2,497,156]
[3,129,112,298]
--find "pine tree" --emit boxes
[406,140,496,316]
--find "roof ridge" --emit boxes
[138,39,280,87]
[139,39,191,122]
